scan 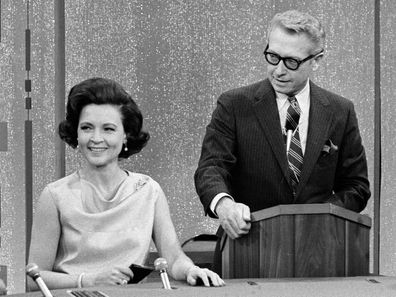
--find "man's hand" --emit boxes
[215,198,251,239]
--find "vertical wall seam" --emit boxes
[55,0,66,179]
[24,0,33,267]
[0,0,2,42]
[373,0,381,276]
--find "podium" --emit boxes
[221,203,371,278]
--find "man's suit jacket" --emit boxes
[194,79,370,216]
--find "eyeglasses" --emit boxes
[263,45,324,71]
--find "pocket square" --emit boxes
[322,139,338,155]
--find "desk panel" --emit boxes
[11,277,396,297]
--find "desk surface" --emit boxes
[10,276,396,297]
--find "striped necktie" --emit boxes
[286,96,303,196]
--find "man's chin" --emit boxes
[271,82,291,95]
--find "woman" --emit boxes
[28,77,224,290]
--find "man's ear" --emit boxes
[312,54,323,71]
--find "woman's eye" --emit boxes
[80,126,91,130]
[105,127,115,131]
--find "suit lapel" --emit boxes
[295,82,333,197]
[253,80,290,181]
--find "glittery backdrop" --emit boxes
[379,0,396,276]
[0,0,57,293]
[65,0,376,246]
[2,0,394,294]
[0,0,49,294]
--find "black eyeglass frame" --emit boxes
[263,45,324,71]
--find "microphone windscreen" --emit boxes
[26,263,40,278]
[154,258,168,271]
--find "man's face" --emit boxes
[266,26,320,96]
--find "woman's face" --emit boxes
[77,104,126,169]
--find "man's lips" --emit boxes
[274,77,289,84]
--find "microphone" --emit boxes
[26,263,54,297]
[154,258,171,290]
[286,129,293,153]
[285,120,298,154]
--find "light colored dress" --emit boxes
[39,170,164,275]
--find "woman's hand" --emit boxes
[185,266,225,287]
[83,267,134,287]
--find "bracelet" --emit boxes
[77,273,85,288]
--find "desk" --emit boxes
[10,276,396,297]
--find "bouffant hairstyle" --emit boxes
[58,77,149,158]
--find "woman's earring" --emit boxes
[124,141,128,152]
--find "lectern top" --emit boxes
[250,203,371,227]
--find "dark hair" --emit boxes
[58,77,149,158]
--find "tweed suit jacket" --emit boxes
[194,79,370,217]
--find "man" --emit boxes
[194,10,370,241]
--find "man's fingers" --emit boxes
[239,221,251,231]
[241,205,251,221]
[235,204,251,231]
[219,202,251,239]
[221,220,239,239]
[222,217,250,239]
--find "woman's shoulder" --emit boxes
[124,171,163,193]
[44,171,79,195]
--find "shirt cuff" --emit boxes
[210,193,234,217]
